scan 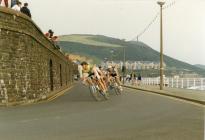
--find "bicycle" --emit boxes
[109,77,122,95]
[88,77,110,101]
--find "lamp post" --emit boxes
[122,47,126,85]
[110,50,114,63]
[157,1,165,90]
[104,57,108,68]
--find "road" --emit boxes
[0,83,204,140]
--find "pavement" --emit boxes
[0,83,204,140]
[124,84,205,105]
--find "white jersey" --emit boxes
[12,4,20,11]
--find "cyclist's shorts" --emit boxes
[111,73,117,77]
[88,72,95,78]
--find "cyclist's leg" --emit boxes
[100,77,108,91]
[87,77,102,101]
[87,77,94,86]
[115,75,122,86]
[97,79,107,93]
[103,76,109,88]
[95,78,109,99]
[107,75,111,86]
[92,68,107,93]
[115,76,123,91]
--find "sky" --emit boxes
[22,0,205,65]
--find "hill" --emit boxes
[194,64,205,70]
[57,34,205,76]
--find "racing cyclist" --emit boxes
[78,62,108,94]
[107,65,123,91]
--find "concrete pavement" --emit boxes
[124,84,205,105]
[0,84,204,140]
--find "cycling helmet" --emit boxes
[81,61,88,66]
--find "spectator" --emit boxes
[48,29,54,39]
[52,36,58,42]
[45,29,58,41]
[11,0,17,7]
[137,74,142,86]
[133,73,137,85]
[126,74,130,83]
[129,72,134,83]
[0,0,10,7]
[130,73,136,85]
[11,1,21,11]
[45,29,59,49]
[45,32,50,38]
[20,2,31,18]
[45,29,54,39]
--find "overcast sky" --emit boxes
[23,0,205,65]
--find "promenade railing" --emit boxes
[141,77,205,90]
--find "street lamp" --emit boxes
[110,50,114,63]
[104,57,108,68]
[157,1,165,90]
[122,47,126,85]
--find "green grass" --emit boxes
[58,34,123,48]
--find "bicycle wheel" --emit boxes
[89,86,102,101]
[99,90,110,100]
[114,83,122,95]
[95,80,110,100]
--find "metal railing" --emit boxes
[141,77,205,91]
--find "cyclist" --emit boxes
[98,66,108,91]
[107,65,123,91]
[78,62,108,94]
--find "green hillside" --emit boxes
[194,64,205,70]
[59,34,123,48]
[57,34,205,76]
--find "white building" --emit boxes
[102,61,166,70]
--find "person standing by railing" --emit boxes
[137,74,142,86]
[11,0,17,7]
[0,0,22,9]
[0,0,10,7]
[11,0,21,11]
[21,2,31,18]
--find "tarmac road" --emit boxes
[0,83,204,140]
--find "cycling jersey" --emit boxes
[78,65,101,80]
[107,67,118,77]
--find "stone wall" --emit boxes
[0,7,74,105]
